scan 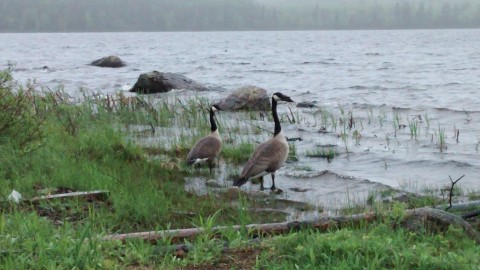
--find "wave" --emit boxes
[213,61,250,66]
[249,69,288,74]
[433,107,480,113]
[347,85,390,91]
[300,60,338,65]
[403,159,474,169]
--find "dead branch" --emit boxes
[461,210,480,220]
[101,208,480,246]
[287,107,296,123]
[445,175,465,210]
[434,200,480,212]
[26,190,109,203]
[102,212,377,244]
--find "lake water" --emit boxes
[2,29,480,213]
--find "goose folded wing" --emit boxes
[187,136,222,161]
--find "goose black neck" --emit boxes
[272,97,281,136]
[209,109,217,132]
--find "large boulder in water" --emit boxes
[90,55,126,68]
[214,85,270,111]
[129,71,209,94]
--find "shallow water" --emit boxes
[2,29,480,212]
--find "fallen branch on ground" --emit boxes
[26,190,110,203]
[102,212,377,244]
[101,207,480,245]
[434,200,480,212]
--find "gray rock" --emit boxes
[214,85,270,111]
[130,71,209,94]
[90,55,125,68]
[205,179,222,188]
[296,101,318,108]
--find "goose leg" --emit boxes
[260,177,265,191]
[270,173,276,190]
[208,160,214,174]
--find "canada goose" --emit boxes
[233,92,294,191]
[187,105,222,173]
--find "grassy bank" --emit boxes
[1,70,479,269]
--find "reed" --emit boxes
[305,147,338,162]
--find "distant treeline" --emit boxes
[1,0,479,32]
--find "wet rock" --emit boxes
[130,71,209,94]
[296,101,318,108]
[214,85,270,111]
[271,188,283,194]
[90,55,126,68]
[289,187,309,193]
[286,137,303,142]
[206,179,222,188]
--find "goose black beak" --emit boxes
[283,96,294,102]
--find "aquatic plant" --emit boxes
[306,147,338,162]
[408,118,419,139]
[436,124,447,152]
[392,112,402,137]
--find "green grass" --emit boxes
[222,141,256,165]
[256,222,480,269]
[306,147,338,162]
[1,69,479,269]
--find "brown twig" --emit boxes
[287,107,296,123]
[445,174,465,211]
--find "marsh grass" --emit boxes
[408,118,420,139]
[305,147,338,162]
[435,124,447,152]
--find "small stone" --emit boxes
[206,179,222,188]
[271,188,283,194]
[7,190,22,203]
[289,187,309,193]
[175,249,185,258]
[296,101,317,108]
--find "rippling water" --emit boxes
[2,29,480,209]
[2,30,479,110]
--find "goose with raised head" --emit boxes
[233,92,294,191]
[187,105,222,173]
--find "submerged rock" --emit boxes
[296,101,318,108]
[90,55,126,68]
[214,85,270,111]
[129,71,209,94]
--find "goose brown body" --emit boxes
[234,92,293,190]
[186,105,222,173]
[187,130,222,165]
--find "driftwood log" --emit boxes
[102,212,377,244]
[434,200,480,212]
[102,207,480,245]
[26,190,110,203]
